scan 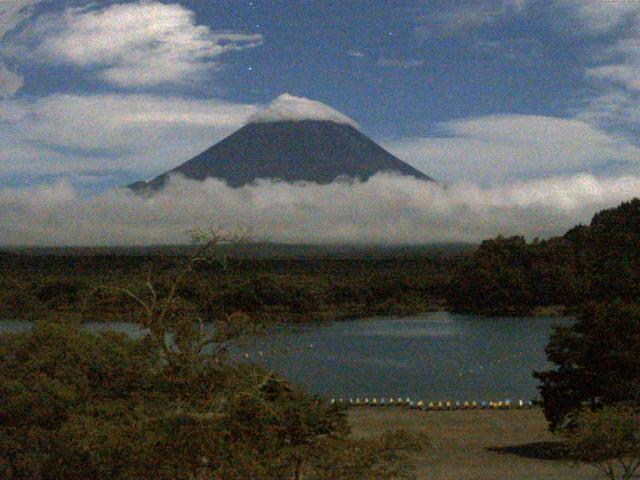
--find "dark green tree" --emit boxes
[447,199,640,315]
[534,301,640,430]
[448,236,536,315]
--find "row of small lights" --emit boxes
[330,397,536,410]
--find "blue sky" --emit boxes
[1,0,640,193]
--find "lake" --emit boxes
[0,312,564,403]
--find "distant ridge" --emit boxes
[129,94,433,191]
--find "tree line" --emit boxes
[448,199,640,315]
[529,200,640,479]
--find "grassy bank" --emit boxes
[348,408,601,480]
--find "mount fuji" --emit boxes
[129,94,433,190]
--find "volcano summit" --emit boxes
[129,94,433,190]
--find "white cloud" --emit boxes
[555,1,640,95]
[386,114,640,184]
[0,0,39,38]
[587,64,640,91]
[0,0,40,97]
[347,50,365,58]
[247,94,359,128]
[0,63,23,97]
[0,93,258,176]
[556,0,640,35]
[585,36,640,93]
[576,89,640,131]
[560,3,640,137]
[1,172,638,246]
[27,1,262,87]
[415,0,530,36]
[378,58,425,68]
[0,2,265,179]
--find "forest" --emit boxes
[2,199,639,321]
[0,248,457,324]
[448,198,640,315]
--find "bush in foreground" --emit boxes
[0,321,427,479]
[562,404,640,480]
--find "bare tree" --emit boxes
[99,226,253,367]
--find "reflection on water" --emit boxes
[237,312,565,401]
[345,317,460,339]
[0,312,566,402]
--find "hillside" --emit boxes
[448,198,640,315]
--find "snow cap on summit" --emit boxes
[247,93,359,128]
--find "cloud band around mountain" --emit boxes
[2,173,638,246]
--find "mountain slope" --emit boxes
[131,120,433,190]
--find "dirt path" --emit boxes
[348,408,607,480]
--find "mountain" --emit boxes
[129,119,433,190]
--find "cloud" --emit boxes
[1,172,639,246]
[0,93,258,177]
[0,0,39,38]
[24,1,262,87]
[0,92,363,186]
[555,0,640,35]
[386,114,640,184]
[473,37,544,63]
[575,89,640,132]
[247,94,359,127]
[378,58,425,68]
[347,50,365,58]
[585,37,640,93]
[554,1,640,95]
[415,0,530,37]
[0,1,263,184]
[0,63,23,97]
[587,64,640,92]
[558,2,640,136]
[0,0,40,97]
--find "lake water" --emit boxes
[0,312,564,403]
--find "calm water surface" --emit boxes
[0,312,565,402]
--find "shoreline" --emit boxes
[0,303,571,324]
